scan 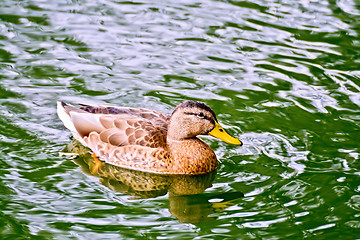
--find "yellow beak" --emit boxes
[208,122,243,145]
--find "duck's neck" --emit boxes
[166,120,195,141]
[166,137,218,175]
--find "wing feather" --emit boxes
[58,102,169,149]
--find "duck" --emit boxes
[57,100,242,175]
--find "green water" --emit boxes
[1,0,359,238]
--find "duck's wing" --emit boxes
[78,103,170,129]
[57,102,168,149]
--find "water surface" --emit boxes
[0,0,359,239]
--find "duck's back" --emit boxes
[80,104,169,128]
[57,102,170,149]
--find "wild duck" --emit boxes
[57,100,242,175]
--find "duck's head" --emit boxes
[167,101,242,145]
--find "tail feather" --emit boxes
[57,101,106,136]
[57,101,77,133]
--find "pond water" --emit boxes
[0,0,359,238]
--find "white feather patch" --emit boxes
[57,101,77,133]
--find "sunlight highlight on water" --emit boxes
[0,0,359,238]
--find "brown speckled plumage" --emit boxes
[57,100,241,175]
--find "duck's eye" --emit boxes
[197,112,205,118]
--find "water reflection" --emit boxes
[169,191,244,223]
[63,140,243,223]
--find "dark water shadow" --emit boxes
[63,140,244,223]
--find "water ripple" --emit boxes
[1,0,360,238]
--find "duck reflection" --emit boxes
[63,140,243,223]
